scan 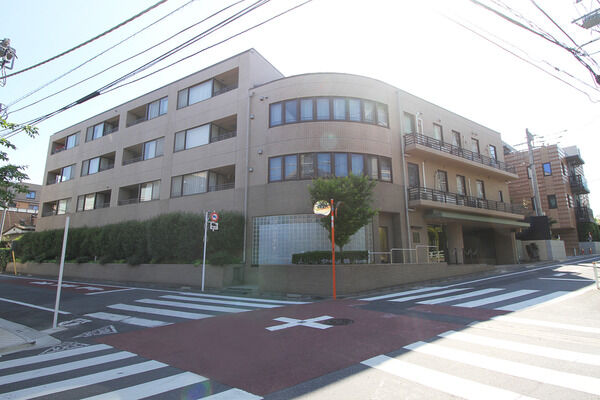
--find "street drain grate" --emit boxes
[322,318,354,326]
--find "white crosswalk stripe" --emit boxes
[389,288,472,303]
[452,289,539,308]
[0,344,261,399]
[83,294,304,328]
[417,288,504,305]
[361,326,600,399]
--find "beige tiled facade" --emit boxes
[39,49,526,265]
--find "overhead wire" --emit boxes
[3,0,168,80]
[6,0,247,116]
[5,0,195,110]
[2,0,314,138]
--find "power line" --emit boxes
[5,0,195,110]
[2,0,314,138]
[3,0,168,80]
[7,0,247,116]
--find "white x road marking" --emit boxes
[266,315,333,331]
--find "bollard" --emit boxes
[593,262,600,290]
[590,248,593,254]
[581,248,585,255]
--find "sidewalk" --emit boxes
[0,318,60,356]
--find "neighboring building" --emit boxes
[1,182,40,240]
[38,49,527,266]
[504,144,593,255]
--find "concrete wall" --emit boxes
[579,241,600,255]
[519,240,566,261]
[259,263,495,296]
[11,262,243,289]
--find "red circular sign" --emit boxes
[209,212,219,222]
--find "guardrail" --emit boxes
[408,187,525,215]
[404,132,516,174]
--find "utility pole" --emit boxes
[526,129,544,216]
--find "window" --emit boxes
[499,190,504,203]
[471,138,480,154]
[380,158,392,182]
[26,191,36,199]
[171,172,208,197]
[284,155,298,180]
[81,156,113,176]
[367,156,379,180]
[270,97,388,127]
[489,144,498,161]
[178,80,212,108]
[29,204,39,211]
[403,113,415,134]
[456,175,466,195]
[269,157,283,182]
[476,180,485,199]
[548,194,557,209]
[60,165,74,182]
[143,138,164,160]
[317,153,332,177]
[300,154,314,179]
[57,198,70,215]
[316,98,330,120]
[140,181,160,202]
[407,163,420,188]
[335,153,348,177]
[285,100,298,123]
[531,197,536,211]
[333,98,346,120]
[351,154,364,176]
[435,170,448,192]
[52,132,79,154]
[412,231,421,244]
[543,162,552,176]
[147,97,168,120]
[174,124,210,151]
[300,99,313,121]
[270,103,283,126]
[76,191,110,212]
[433,123,443,142]
[567,194,573,208]
[452,131,461,148]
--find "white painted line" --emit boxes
[454,290,538,308]
[405,341,600,396]
[491,315,600,334]
[174,292,307,304]
[81,371,207,400]
[85,312,169,327]
[266,316,333,331]
[86,288,137,296]
[495,291,569,311]
[0,351,136,385]
[418,288,504,305]
[0,297,71,314]
[439,330,600,366]
[360,286,444,301]
[0,344,112,370]
[136,298,249,313]
[362,355,536,400]
[203,388,263,400]
[1,360,166,400]
[108,303,212,320]
[161,295,280,309]
[389,288,471,303]
[539,277,591,282]
[553,273,566,276]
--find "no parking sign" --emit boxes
[209,212,219,222]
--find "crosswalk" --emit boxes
[360,286,572,312]
[0,343,262,399]
[84,292,307,328]
[361,317,600,399]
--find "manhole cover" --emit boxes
[322,318,354,326]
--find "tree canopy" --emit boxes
[308,174,378,254]
[0,119,38,206]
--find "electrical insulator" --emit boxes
[0,38,16,70]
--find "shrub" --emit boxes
[0,249,10,271]
[291,250,368,264]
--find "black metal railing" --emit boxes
[213,84,237,96]
[408,187,525,214]
[575,206,594,222]
[210,131,237,143]
[404,132,516,174]
[208,182,235,192]
[118,198,140,206]
[569,175,589,194]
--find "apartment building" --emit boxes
[38,49,527,266]
[504,144,593,255]
[1,182,40,239]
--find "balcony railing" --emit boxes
[575,206,594,222]
[408,187,525,215]
[208,182,235,192]
[117,198,140,206]
[210,131,237,143]
[404,132,516,174]
[569,174,590,194]
[213,85,237,96]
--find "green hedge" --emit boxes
[292,250,368,264]
[14,212,244,265]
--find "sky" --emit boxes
[2,0,600,212]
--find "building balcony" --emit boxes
[404,133,517,179]
[569,174,590,194]
[408,187,525,217]
[575,206,594,223]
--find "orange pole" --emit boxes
[331,198,336,299]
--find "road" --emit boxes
[0,256,599,399]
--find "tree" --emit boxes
[308,174,378,259]
[0,119,38,206]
